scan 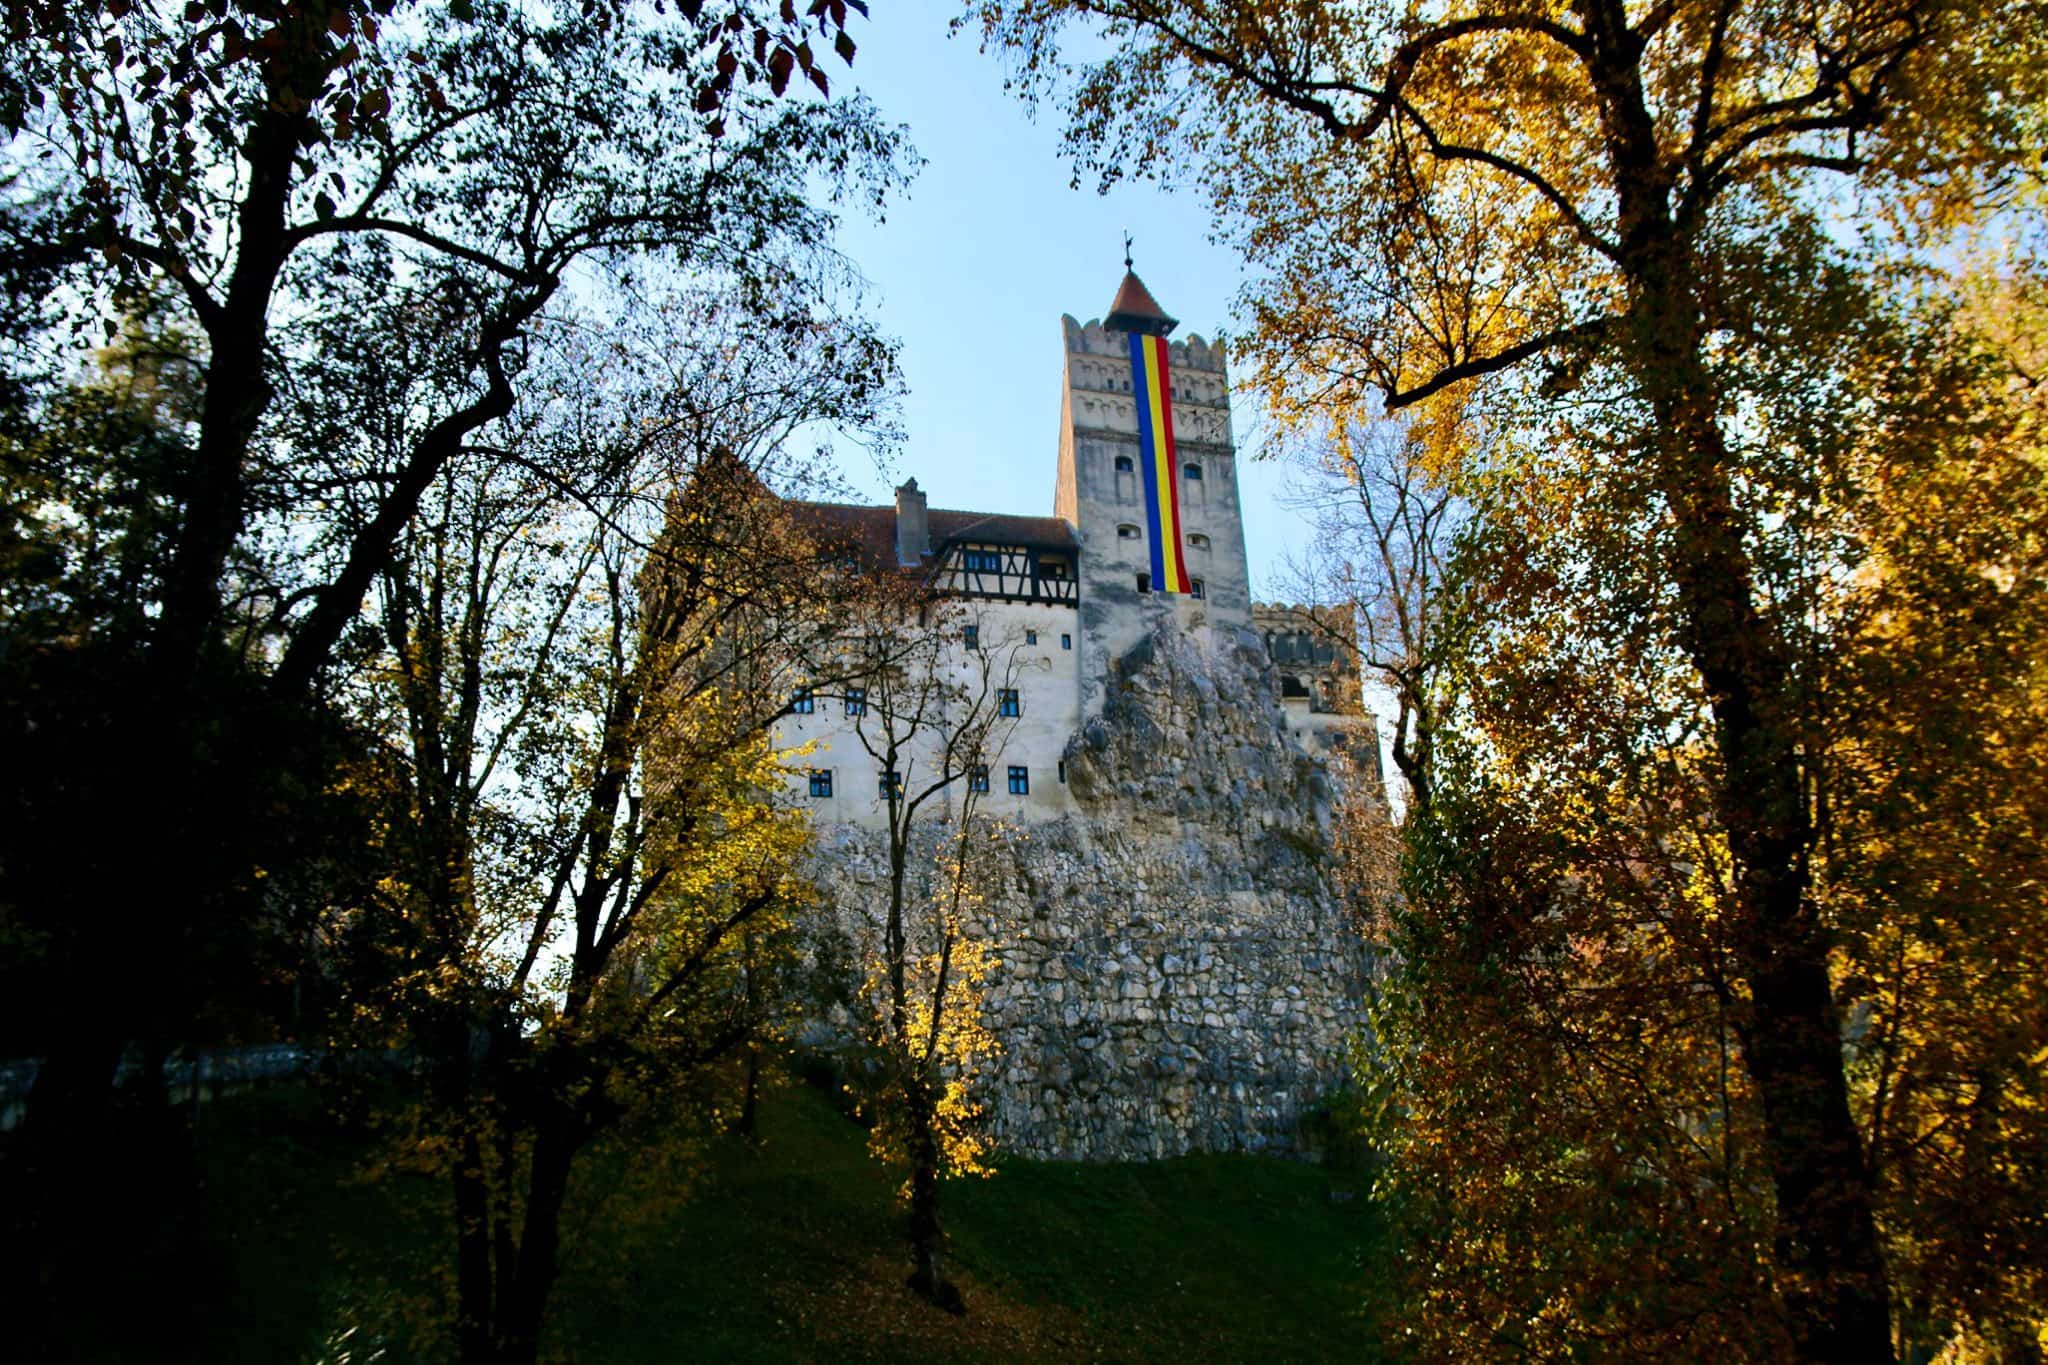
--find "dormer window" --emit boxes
[1117,524,1141,540]
[962,548,1002,573]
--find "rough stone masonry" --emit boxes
[806,622,1374,1161]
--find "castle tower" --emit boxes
[1054,272,1255,715]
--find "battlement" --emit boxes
[1060,314,1226,373]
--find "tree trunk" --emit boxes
[452,1122,495,1365]
[492,1110,579,1365]
[902,1077,964,1315]
[1628,245,1894,1360]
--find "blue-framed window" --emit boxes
[963,548,1002,572]
[791,687,813,714]
[808,770,833,798]
[1007,765,1030,795]
[1061,633,1072,650]
[1191,579,1206,600]
[998,688,1020,717]
[878,769,902,799]
[844,687,866,717]
[1183,462,1203,480]
[969,765,989,794]
[1026,629,1038,645]
[964,623,979,649]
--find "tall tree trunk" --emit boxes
[1629,244,1893,1360]
[493,1109,580,1365]
[453,1118,496,1365]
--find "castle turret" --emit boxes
[1055,273,1254,716]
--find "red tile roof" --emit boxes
[786,501,1078,574]
[1105,270,1177,334]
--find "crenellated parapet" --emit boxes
[1061,313,1225,372]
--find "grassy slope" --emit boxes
[158,1078,1384,1363]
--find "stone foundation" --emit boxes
[803,624,1373,1160]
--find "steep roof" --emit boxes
[1104,270,1178,336]
[786,501,1078,574]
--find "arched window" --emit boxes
[1117,524,1142,540]
[1183,462,1203,481]
[1114,455,1134,473]
[1188,533,1211,550]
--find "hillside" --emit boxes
[93,1077,1387,1363]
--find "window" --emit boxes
[1026,629,1038,645]
[1040,560,1069,579]
[963,548,1002,572]
[968,765,989,794]
[1191,579,1206,600]
[878,769,902,798]
[1114,454,1134,473]
[1136,573,1151,593]
[1117,523,1141,539]
[1188,533,1211,550]
[1007,765,1030,795]
[844,688,865,717]
[791,687,814,714]
[1057,759,1067,784]
[1061,633,1072,650]
[998,688,1020,717]
[1183,462,1204,481]
[964,623,979,649]
[808,769,833,798]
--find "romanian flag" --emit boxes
[1127,332,1193,594]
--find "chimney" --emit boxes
[894,478,929,566]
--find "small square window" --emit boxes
[1026,629,1038,646]
[879,769,902,799]
[1061,633,1072,650]
[809,770,833,798]
[844,687,866,717]
[791,688,814,715]
[964,624,979,649]
[968,764,989,794]
[998,688,1020,717]
[1007,765,1030,795]
[1136,573,1151,593]
[1183,462,1203,481]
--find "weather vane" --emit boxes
[1122,229,1134,270]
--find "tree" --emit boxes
[1279,409,1467,812]
[973,0,2047,1355]
[336,287,897,1364]
[833,598,1022,1314]
[0,0,903,1304]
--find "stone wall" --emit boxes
[802,621,1374,1161]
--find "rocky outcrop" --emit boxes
[805,624,1373,1160]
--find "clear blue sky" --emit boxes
[825,5,1304,600]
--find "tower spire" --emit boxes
[1103,256,1177,337]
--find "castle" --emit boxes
[775,273,1377,1159]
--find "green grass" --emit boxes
[119,1077,1388,1363]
